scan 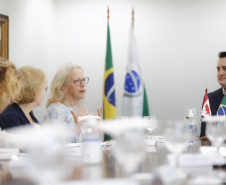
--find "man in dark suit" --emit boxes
[200,51,226,138]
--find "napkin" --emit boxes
[167,153,226,167]
[152,135,166,146]
[65,143,82,158]
[0,148,19,160]
[144,139,157,146]
[200,146,226,157]
[187,175,224,185]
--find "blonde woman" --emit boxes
[0,57,20,113]
[0,66,47,130]
[44,63,103,142]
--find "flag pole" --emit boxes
[205,88,208,94]
[132,7,134,28]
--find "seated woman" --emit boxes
[0,57,21,113]
[0,66,47,130]
[44,63,103,142]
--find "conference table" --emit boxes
[0,137,226,185]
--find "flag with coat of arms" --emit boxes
[103,15,116,141]
[201,90,212,117]
[217,95,226,116]
[122,24,149,117]
[103,22,116,120]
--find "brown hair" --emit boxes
[14,66,47,104]
[0,57,21,112]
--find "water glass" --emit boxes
[114,128,145,177]
[203,116,226,150]
[144,116,157,139]
[164,120,190,167]
[13,122,74,185]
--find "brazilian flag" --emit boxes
[217,96,226,116]
[103,22,116,140]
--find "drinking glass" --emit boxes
[164,120,190,167]
[79,115,101,139]
[144,116,157,139]
[114,128,145,177]
[15,122,74,185]
[203,116,226,151]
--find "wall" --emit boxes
[1,0,226,133]
[0,0,56,121]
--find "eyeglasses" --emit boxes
[73,77,89,86]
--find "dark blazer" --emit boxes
[0,103,38,130]
[200,88,224,137]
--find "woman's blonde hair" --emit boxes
[0,57,21,111]
[46,63,83,108]
[14,66,47,104]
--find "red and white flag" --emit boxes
[201,93,212,117]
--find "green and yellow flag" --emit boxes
[217,96,226,116]
[103,22,116,140]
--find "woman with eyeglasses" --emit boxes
[0,66,47,130]
[44,63,103,142]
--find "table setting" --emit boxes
[0,115,226,185]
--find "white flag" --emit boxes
[122,26,149,117]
